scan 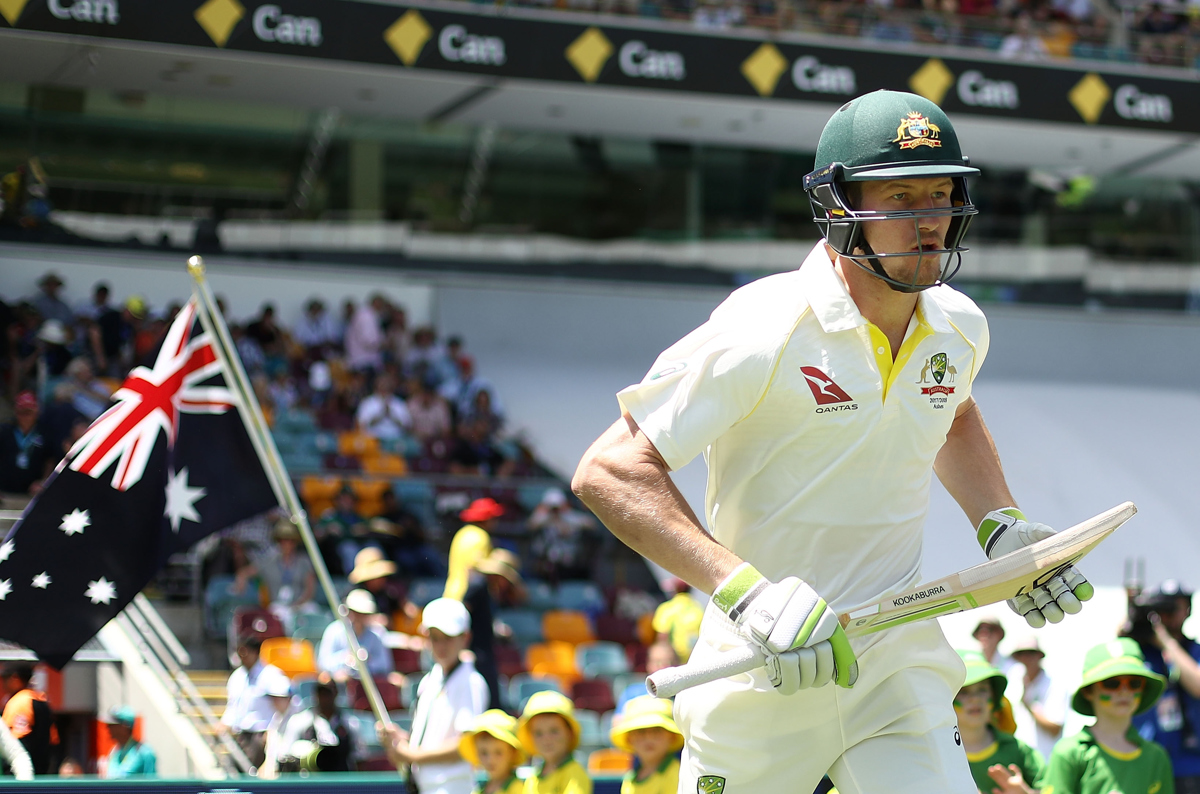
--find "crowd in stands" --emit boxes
[473,0,1200,70]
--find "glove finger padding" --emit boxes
[768,651,802,696]
[812,641,835,688]
[1062,566,1094,602]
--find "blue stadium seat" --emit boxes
[576,642,630,680]
[510,674,562,712]
[293,610,334,642]
[523,579,558,612]
[556,581,606,615]
[495,608,544,647]
[574,708,605,750]
[344,710,386,753]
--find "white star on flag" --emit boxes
[85,577,116,605]
[0,579,10,601]
[164,468,206,533]
[0,540,12,563]
[32,572,51,589]
[59,509,91,537]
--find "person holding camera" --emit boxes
[1127,579,1200,793]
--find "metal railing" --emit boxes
[114,594,254,777]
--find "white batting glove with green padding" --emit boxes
[978,507,1095,628]
[712,563,858,695]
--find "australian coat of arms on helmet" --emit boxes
[892,112,941,150]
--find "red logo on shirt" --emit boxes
[800,367,854,405]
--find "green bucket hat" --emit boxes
[956,649,1007,705]
[1072,638,1166,716]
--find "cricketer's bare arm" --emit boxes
[572,413,740,596]
[934,396,1019,528]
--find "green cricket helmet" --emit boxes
[804,90,979,293]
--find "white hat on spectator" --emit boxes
[542,488,567,508]
[421,598,471,637]
[265,676,292,698]
[1010,633,1044,658]
[344,589,378,615]
[37,320,69,345]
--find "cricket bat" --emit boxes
[647,501,1136,698]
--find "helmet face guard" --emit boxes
[805,162,978,294]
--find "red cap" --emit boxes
[460,497,505,523]
[14,391,38,412]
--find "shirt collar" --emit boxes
[799,241,955,336]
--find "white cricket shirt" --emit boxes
[618,241,989,614]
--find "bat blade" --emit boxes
[839,501,1136,637]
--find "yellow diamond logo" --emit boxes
[0,0,30,26]
[384,10,433,67]
[194,0,245,47]
[1069,73,1111,124]
[565,28,613,83]
[741,43,787,97]
[908,58,954,105]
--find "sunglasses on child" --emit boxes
[1099,676,1145,692]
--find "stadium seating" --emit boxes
[349,477,391,517]
[556,581,607,616]
[525,641,580,687]
[204,575,263,639]
[625,643,648,673]
[574,708,606,752]
[588,747,633,774]
[509,673,562,712]
[542,610,595,645]
[407,577,447,607]
[496,607,544,645]
[524,579,559,612]
[495,644,526,679]
[570,678,616,714]
[228,607,286,663]
[363,452,407,476]
[576,641,630,680]
[344,676,404,712]
[636,613,656,646]
[293,610,334,643]
[594,614,639,646]
[299,474,343,517]
[390,647,423,675]
[260,637,318,678]
[337,431,380,458]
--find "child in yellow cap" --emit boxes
[610,696,682,794]
[461,709,526,794]
[518,691,592,794]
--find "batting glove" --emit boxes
[978,507,1095,628]
[712,563,858,695]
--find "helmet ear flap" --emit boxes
[944,177,974,251]
[808,179,861,256]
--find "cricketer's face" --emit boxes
[528,713,573,764]
[855,177,954,288]
[952,681,994,729]
[474,733,518,779]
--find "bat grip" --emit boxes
[646,645,763,698]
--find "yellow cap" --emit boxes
[518,691,580,754]
[609,696,683,753]
[459,709,526,768]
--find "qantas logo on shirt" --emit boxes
[800,366,857,412]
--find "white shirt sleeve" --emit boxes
[451,671,490,734]
[617,318,784,471]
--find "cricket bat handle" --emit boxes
[646,645,763,698]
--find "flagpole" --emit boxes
[185,257,395,736]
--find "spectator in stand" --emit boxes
[344,294,388,373]
[448,418,513,478]
[528,488,598,585]
[356,372,412,441]
[220,635,292,770]
[440,357,501,421]
[347,545,406,618]
[458,710,525,794]
[1009,633,1067,766]
[279,680,356,772]
[57,757,82,777]
[610,696,684,794]
[974,616,1017,676]
[1131,579,1200,792]
[39,381,86,459]
[315,487,368,576]
[405,327,450,386]
[74,281,110,322]
[464,548,527,710]
[953,650,1044,794]
[651,577,704,664]
[384,303,409,370]
[444,498,503,601]
[0,719,34,781]
[373,489,445,578]
[0,391,51,495]
[255,518,318,634]
[379,598,488,794]
[407,380,453,447]
[258,676,295,780]
[0,662,57,775]
[294,299,340,358]
[999,12,1050,58]
[33,318,73,379]
[100,706,156,779]
[30,272,73,327]
[317,589,400,683]
[461,389,504,439]
[245,303,289,379]
[63,357,112,421]
[863,7,915,42]
[233,322,267,376]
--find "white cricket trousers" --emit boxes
[674,608,976,794]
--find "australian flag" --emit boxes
[0,298,278,668]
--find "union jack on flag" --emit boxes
[69,300,235,491]
[0,295,278,668]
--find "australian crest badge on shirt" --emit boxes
[917,352,956,409]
